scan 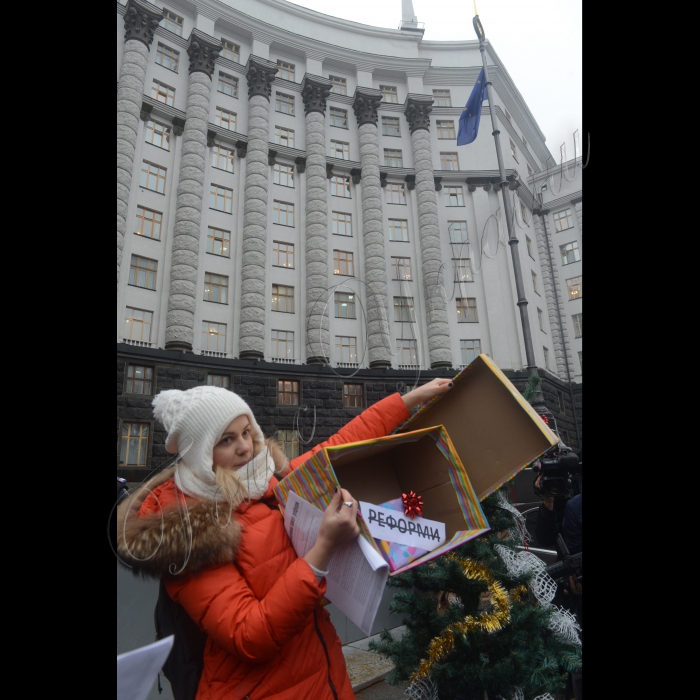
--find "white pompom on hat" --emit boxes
[152,386,265,501]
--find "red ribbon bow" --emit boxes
[403,491,425,519]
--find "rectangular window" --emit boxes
[557,390,566,413]
[207,227,231,257]
[140,161,167,194]
[210,184,233,213]
[272,284,295,313]
[389,219,409,242]
[334,250,355,277]
[274,126,295,149]
[532,271,540,294]
[212,145,235,173]
[221,40,240,63]
[204,273,229,304]
[152,79,175,106]
[129,254,158,290]
[331,176,351,198]
[335,292,356,319]
[392,257,412,281]
[445,187,465,207]
[135,207,162,240]
[382,117,401,137]
[441,153,460,171]
[218,72,239,98]
[125,307,153,342]
[561,241,581,265]
[578,351,583,373]
[274,200,295,227]
[120,422,150,466]
[520,203,530,223]
[336,336,358,364]
[162,10,183,36]
[126,366,154,395]
[397,339,418,367]
[567,276,582,301]
[331,141,350,160]
[272,330,295,360]
[449,221,469,244]
[277,60,296,81]
[332,212,353,236]
[457,298,479,323]
[437,120,457,140]
[381,85,399,103]
[460,340,482,366]
[330,108,349,129]
[453,258,472,283]
[278,380,300,406]
[156,43,179,72]
[386,184,407,205]
[510,140,519,161]
[433,90,452,107]
[527,165,534,177]
[506,110,513,125]
[277,429,300,461]
[572,313,583,338]
[526,235,534,259]
[330,75,348,95]
[145,120,171,150]
[273,241,295,269]
[344,383,365,408]
[554,209,575,232]
[384,149,404,168]
[394,297,416,323]
[202,321,227,352]
[273,164,295,188]
[276,92,295,115]
[538,308,545,332]
[215,107,237,131]
[544,347,551,370]
[207,374,230,388]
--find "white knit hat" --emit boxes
[152,386,265,500]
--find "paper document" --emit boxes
[360,502,447,552]
[117,635,174,700]
[284,491,389,636]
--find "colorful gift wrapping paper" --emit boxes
[374,498,431,573]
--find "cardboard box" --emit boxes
[398,355,560,501]
[275,425,491,576]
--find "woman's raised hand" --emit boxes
[402,377,455,411]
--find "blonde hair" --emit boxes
[213,439,266,507]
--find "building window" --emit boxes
[125,307,153,342]
[526,235,534,259]
[272,330,295,360]
[334,250,355,277]
[336,336,358,364]
[505,110,513,125]
[544,347,551,370]
[381,85,399,103]
[162,10,184,36]
[527,165,534,177]
[389,219,409,242]
[274,201,295,227]
[460,340,482,366]
[392,257,412,281]
[333,212,353,236]
[335,293,357,319]
[210,184,233,213]
[457,298,479,323]
[382,117,401,137]
[273,164,295,188]
[561,241,581,265]
[140,161,167,194]
[398,339,419,366]
[520,202,530,223]
[384,149,404,168]
[445,187,465,207]
[386,184,407,205]
[567,276,582,301]
[437,121,456,139]
[202,321,227,352]
[272,285,295,313]
[433,90,452,107]
[557,390,566,413]
[152,79,175,106]
[277,60,296,81]
[278,380,300,406]
[441,153,460,171]
[331,141,350,160]
[510,140,519,162]
[394,297,416,323]
[578,351,583,373]
[538,308,545,332]
[120,422,150,466]
[145,120,171,150]
[274,126,295,148]
[554,209,575,232]
[449,222,469,244]
[221,40,240,63]
[215,107,237,131]
[331,176,351,198]
[135,207,162,240]
[207,227,231,257]
[207,374,230,389]
[453,258,472,283]
[532,271,540,294]
[126,365,154,395]
[129,254,158,290]
[330,75,348,95]
[572,313,583,338]
[155,43,179,72]
[204,273,229,304]
[273,241,295,269]
[276,92,295,115]
[277,429,300,460]
[218,72,239,98]
[212,145,235,173]
[330,108,349,129]
[344,384,365,408]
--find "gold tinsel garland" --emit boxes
[411,556,514,683]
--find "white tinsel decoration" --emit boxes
[533,695,555,700]
[496,491,532,547]
[548,606,582,646]
[405,678,439,700]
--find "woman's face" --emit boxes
[213,415,255,471]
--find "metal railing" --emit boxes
[201,351,227,358]
[399,364,421,370]
[337,362,360,369]
[270,358,296,365]
[122,339,153,348]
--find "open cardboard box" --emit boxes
[398,355,560,501]
[275,425,490,576]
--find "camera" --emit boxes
[533,446,581,500]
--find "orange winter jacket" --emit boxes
[122,393,411,700]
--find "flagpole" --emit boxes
[474,13,539,377]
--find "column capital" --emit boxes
[172,117,186,136]
[405,94,434,134]
[295,157,307,173]
[302,75,332,116]
[139,102,153,122]
[268,149,278,167]
[187,29,222,77]
[236,140,249,158]
[123,0,164,49]
[353,87,383,128]
[434,177,443,192]
[247,56,279,101]
[405,174,417,191]
[351,168,362,185]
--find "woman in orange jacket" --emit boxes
[118,379,453,700]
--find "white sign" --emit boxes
[359,502,447,552]
[117,636,175,700]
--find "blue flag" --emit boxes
[458,68,488,146]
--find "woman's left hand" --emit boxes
[403,378,455,411]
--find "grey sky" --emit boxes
[285,0,583,160]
